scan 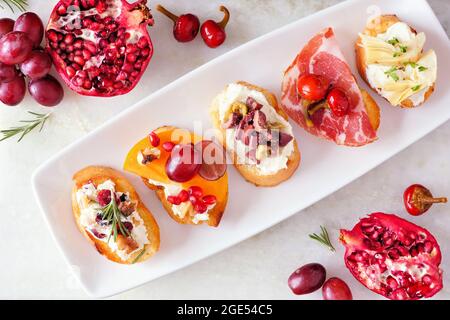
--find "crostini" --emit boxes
[72,166,160,264]
[281,27,380,147]
[124,126,228,227]
[210,81,300,187]
[356,15,437,108]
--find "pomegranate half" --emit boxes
[340,212,443,300]
[46,0,154,97]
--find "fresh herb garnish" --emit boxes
[418,66,428,72]
[1,111,51,143]
[387,37,400,46]
[399,45,408,53]
[404,61,417,68]
[0,0,27,12]
[393,52,402,57]
[384,67,400,81]
[101,195,130,242]
[412,85,421,91]
[132,248,146,264]
[309,226,336,252]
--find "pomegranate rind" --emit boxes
[340,212,443,300]
[45,0,154,97]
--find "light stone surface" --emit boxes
[0,0,449,299]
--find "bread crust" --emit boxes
[141,178,228,227]
[72,166,160,264]
[355,14,435,108]
[211,81,301,187]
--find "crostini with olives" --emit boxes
[210,81,301,187]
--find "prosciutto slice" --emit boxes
[281,28,377,146]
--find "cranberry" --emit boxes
[148,131,160,147]
[122,221,134,233]
[200,6,230,48]
[156,5,200,42]
[327,88,350,117]
[188,186,203,198]
[162,141,175,152]
[97,189,112,206]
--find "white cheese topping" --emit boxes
[76,180,149,260]
[360,22,437,106]
[215,83,294,175]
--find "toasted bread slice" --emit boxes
[72,166,160,264]
[142,178,227,227]
[356,14,436,108]
[210,81,301,187]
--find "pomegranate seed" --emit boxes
[148,131,160,147]
[64,34,74,44]
[422,275,432,285]
[162,141,175,152]
[202,195,217,205]
[97,189,112,206]
[178,190,189,202]
[424,241,434,253]
[391,288,409,300]
[188,186,203,198]
[66,66,76,77]
[194,201,208,213]
[397,245,409,256]
[189,195,198,206]
[388,249,399,260]
[167,195,181,205]
[416,243,425,253]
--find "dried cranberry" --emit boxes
[97,189,112,206]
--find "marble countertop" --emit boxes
[0,0,449,299]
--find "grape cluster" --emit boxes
[0,12,64,107]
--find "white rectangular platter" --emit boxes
[32,0,450,298]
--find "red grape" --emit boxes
[0,62,17,83]
[0,74,26,106]
[322,277,353,300]
[28,75,64,107]
[0,31,33,65]
[13,12,43,47]
[20,50,52,79]
[195,140,227,181]
[165,143,202,182]
[288,263,326,295]
[0,18,14,38]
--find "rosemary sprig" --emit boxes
[309,226,336,252]
[100,195,130,242]
[0,111,51,142]
[0,0,27,13]
[132,248,146,264]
